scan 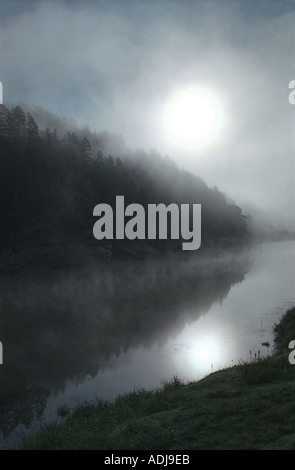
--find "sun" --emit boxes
[161,85,225,151]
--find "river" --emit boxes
[0,240,294,449]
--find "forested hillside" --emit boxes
[0,104,249,268]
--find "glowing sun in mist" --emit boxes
[162,86,226,151]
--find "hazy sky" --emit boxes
[0,0,295,228]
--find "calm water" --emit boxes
[0,241,294,448]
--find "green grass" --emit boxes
[22,307,295,450]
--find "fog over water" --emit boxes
[0,241,294,448]
[0,0,295,450]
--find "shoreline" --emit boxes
[20,306,295,450]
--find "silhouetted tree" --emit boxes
[0,104,249,255]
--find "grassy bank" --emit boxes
[22,307,295,450]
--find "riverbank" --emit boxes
[22,307,295,450]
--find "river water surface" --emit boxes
[0,241,294,448]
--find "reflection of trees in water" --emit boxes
[0,389,48,442]
[0,250,250,440]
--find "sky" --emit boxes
[0,0,295,228]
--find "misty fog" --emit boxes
[0,0,294,229]
[1,0,295,450]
